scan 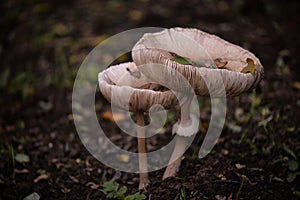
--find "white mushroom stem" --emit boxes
[163,95,193,179]
[136,111,149,190]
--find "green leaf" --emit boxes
[288,160,299,171]
[107,193,118,199]
[103,181,119,192]
[125,196,135,200]
[118,187,127,195]
[283,146,298,160]
[15,153,30,163]
[287,173,297,182]
[171,56,193,65]
[125,192,146,200]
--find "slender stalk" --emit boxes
[162,135,188,179]
[163,95,193,179]
[136,111,149,190]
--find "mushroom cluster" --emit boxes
[98,27,264,189]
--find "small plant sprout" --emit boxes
[103,181,146,200]
[283,146,300,182]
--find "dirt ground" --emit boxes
[0,0,300,199]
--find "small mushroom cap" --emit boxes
[132,28,264,97]
[98,62,178,112]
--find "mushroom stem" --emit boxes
[163,95,193,179]
[162,135,188,180]
[136,111,149,190]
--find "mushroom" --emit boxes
[98,62,179,189]
[132,27,264,179]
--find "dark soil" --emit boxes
[1,0,300,199]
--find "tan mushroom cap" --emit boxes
[98,62,178,112]
[132,28,264,97]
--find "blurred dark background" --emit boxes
[1,0,299,101]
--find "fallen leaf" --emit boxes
[171,55,193,65]
[69,175,80,183]
[241,58,255,74]
[23,192,40,200]
[51,158,63,169]
[215,137,225,144]
[101,110,125,122]
[61,187,71,193]
[86,182,99,189]
[293,81,300,90]
[235,163,246,169]
[273,177,284,182]
[214,58,228,68]
[15,153,30,163]
[217,173,226,181]
[118,154,130,162]
[221,149,229,155]
[34,174,49,183]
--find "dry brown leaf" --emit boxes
[215,137,225,144]
[117,154,130,162]
[292,81,300,90]
[34,174,49,183]
[221,149,229,155]
[69,175,80,183]
[214,58,228,68]
[235,163,246,169]
[101,110,125,122]
[86,182,99,189]
[241,58,255,74]
[217,173,226,181]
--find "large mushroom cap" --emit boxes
[132,28,264,97]
[98,62,178,112]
